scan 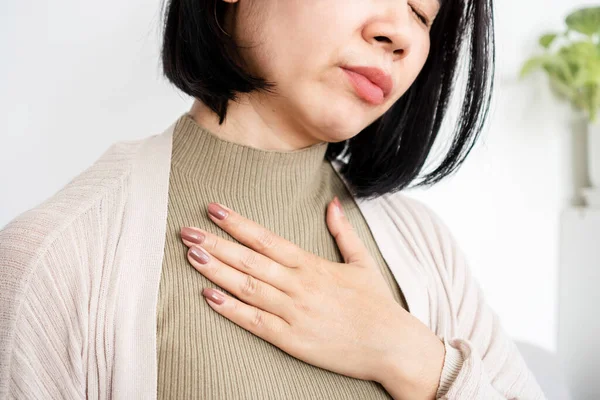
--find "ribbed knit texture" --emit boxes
[156,113,408,399]
[0,112,547,400]
[0,140,140,399]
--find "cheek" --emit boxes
[397,38,432,93]
[273,71,377,141]
[416,38,432,73]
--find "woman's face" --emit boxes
[223,0,441,143]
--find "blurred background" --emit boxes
[1,0,598,398]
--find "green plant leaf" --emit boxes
[576,60,600,86]
[520,56,545,78]
[532,54,575,83]
[520,54,574,83]
[560,41,598,59]
[549,75,575,101]
[556,41,599,87]
[565,6,600,37]
[524,6,600,122]
[580,84,599,122]
[539,33,558,49]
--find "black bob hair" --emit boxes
[160,0,495,201]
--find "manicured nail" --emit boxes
[181,227,205,245]
[208,203,228,220]
[333,196,344,216]
[203,288,226,305]
[190,246,210,264]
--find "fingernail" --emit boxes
[208,203,228,220]
[190,246,210,264]
[333,196,344,216]
[181,227,205,245]
[203,288,226,305]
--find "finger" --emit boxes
[202,287,292,349]
[181,226,296,294]
[187,244,295,322]
[206,202,315,268]
[326,197,370,264]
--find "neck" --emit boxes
[188,97,324,152]
[170,112,330,201]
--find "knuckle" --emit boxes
[241,274,259,297]
[292,252,310,269]
[231,298,240,313]
[252,308,265,329]
[293,300,312,315]
[206,237,219,253]
[208,262,221,278]
[333,230,344,242]
[301,277,318,295]
[255,230,276,252]
[230,299,243,318]
[239,250,258,272]
[314,261,334,280]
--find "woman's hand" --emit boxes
[179,197,445,400]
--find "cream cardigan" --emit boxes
[0,118,546,399]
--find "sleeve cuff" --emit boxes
[436,337,465,398]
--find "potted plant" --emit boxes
[520,6,600,207]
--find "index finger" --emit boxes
[207,202,315,269]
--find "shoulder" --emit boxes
[0,137,146,315]
[0,136,151,388]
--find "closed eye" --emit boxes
[409,4,429,26]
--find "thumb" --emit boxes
[326,196,369,264]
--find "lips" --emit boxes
[340,65,393,98]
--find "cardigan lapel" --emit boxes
[116,120,432,398]
[329,160,431,328]
[137,123,431,329]
[112,120,175,400]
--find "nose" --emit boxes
[363,3,414,61]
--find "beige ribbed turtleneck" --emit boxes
[156,112,408,399]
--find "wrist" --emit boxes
[378,331,446,400]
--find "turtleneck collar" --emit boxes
[170,112,330,196]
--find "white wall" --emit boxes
[407,0,598,356]
[559,209,600,399]
[0,0,189,227]
[1,0,595,357]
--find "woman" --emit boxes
[0,0,547,399]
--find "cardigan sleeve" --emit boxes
[401,197,548,400]
[0,217,88,399]
[0,140,137,399]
